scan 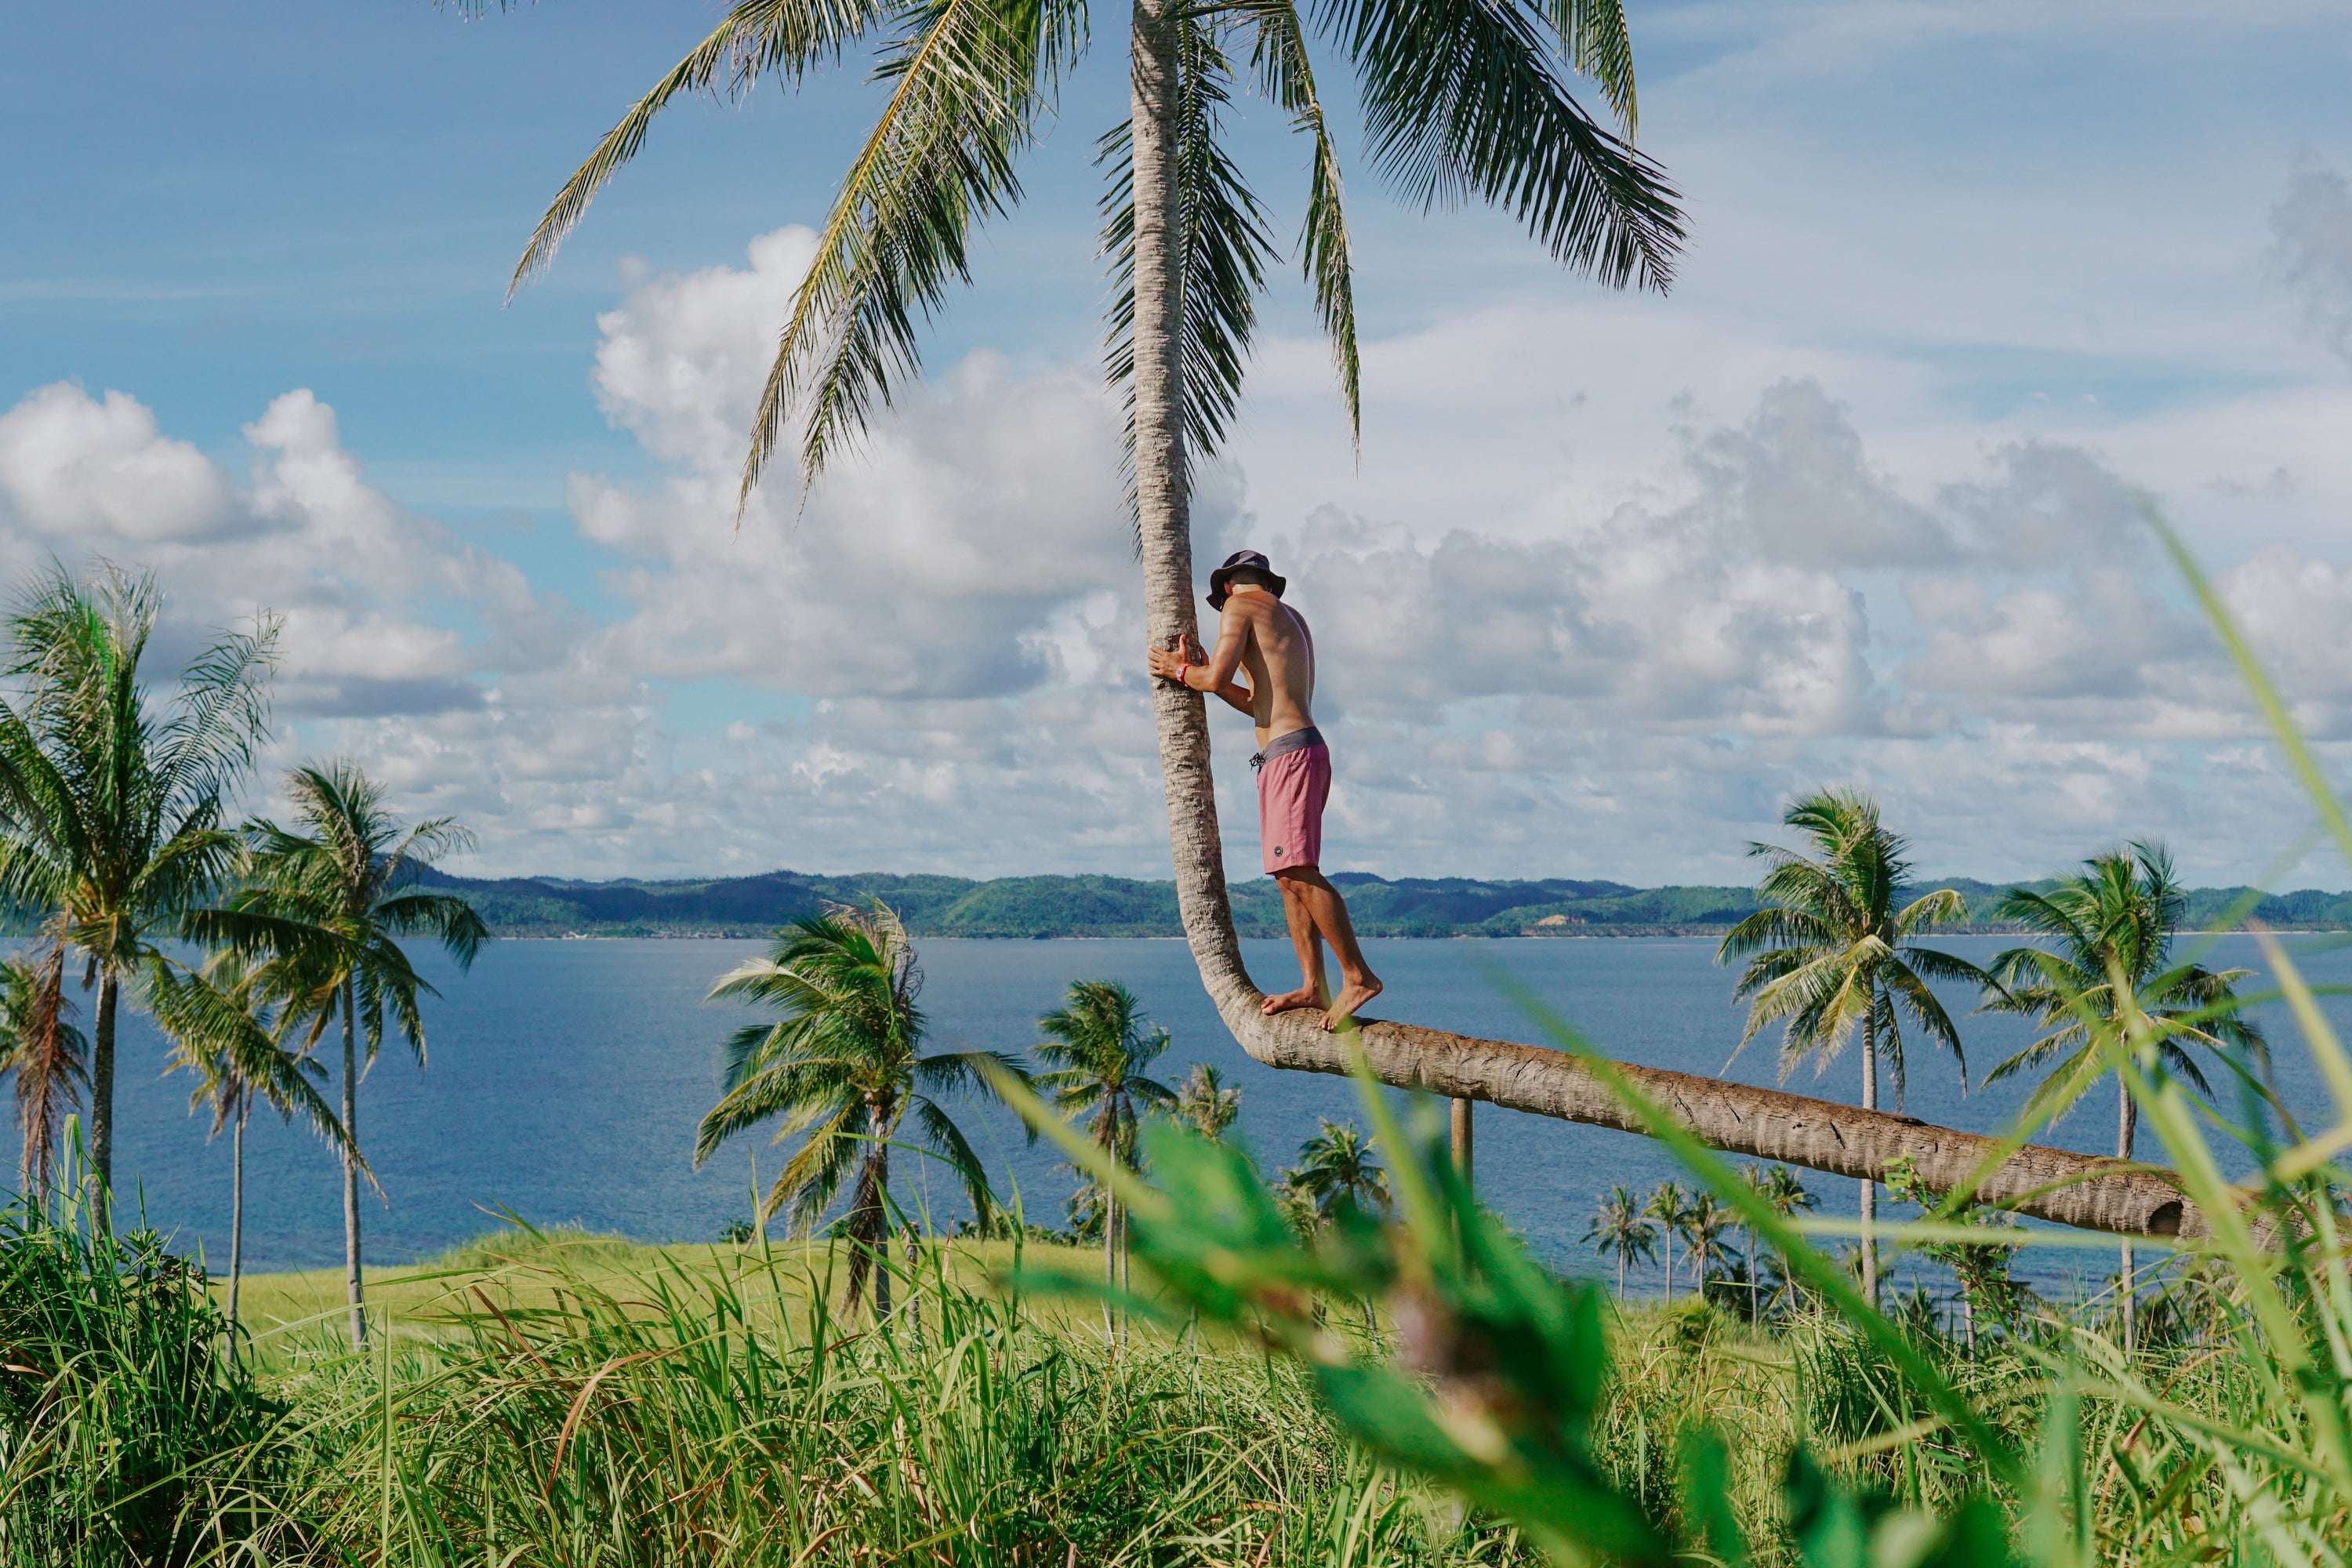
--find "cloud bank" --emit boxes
[5,191,2352,886]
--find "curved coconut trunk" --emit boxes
[1121,0,2228,1254]
[1202,979,2240,1244]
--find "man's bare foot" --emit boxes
[1321,976,1383,1031]
[1261,985,1322,1016]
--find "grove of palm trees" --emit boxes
[7,0,2352,1563]
[1,561,2325,1566]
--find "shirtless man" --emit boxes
[1147,550,1383,1031]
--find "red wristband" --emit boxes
[1178,662,1191,688]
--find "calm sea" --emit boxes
[95,934,2352,1301]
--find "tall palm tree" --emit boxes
[697,906,1025,1320]
[1679,1189,1738,1298]
[1175,1060,1241,1142]
[1716,789,1987,1309]
[1747,1163,1816,1322]
[492,0,1681,1123]
[1291,1117,1389,1329]
[202,761,485,1348]
[0,564,275,1192]
[147,948,356,1356]
[1643,1179,1690,1306]
[0,947,85,1196]
[1035,979,1178,1298]
[1583,1183,1655,1301]
[1978,842,2263,1352]
[1291,1118,1390,1219]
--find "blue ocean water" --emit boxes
[95,933,2351,1301]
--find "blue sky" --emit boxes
[4,0,2351,885]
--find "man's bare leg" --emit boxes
[1274,867,1382,1029]
[1261,875,1328,1014]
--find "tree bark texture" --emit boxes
[1198,991,2236,1243]
[1130,0,1248,1028]
[1116,0,2227,1258]
[870,1142,892,1323]
[229,1102,246,1359]
[342,979,366,1349]
[1860,1022,1878,1309]
[89,971,118,1192]
[2119,1080,2137,1351]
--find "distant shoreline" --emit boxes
[408,865,2352,942]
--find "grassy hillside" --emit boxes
[420,865,2352,938]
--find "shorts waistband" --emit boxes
[1250,726,1325,771]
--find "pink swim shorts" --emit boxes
[1255,727,1330,874]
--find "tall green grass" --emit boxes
[0,1172,297,1567]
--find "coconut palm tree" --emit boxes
[697,906,1025,1319]
[505,0,1677,520]
[1175,1060,1242,1142]
[1978,841,2263,1352]
[0,947,85,1196]
[200,761,485,1348]
[147,948,356,1356]
[493,0,1682,1150]
[0,564,275,1192]
[1035,979,1178,1298]
[1679,1189,1738,1298]
[1583,1183,1655,1301]
[1643,1179,1690,1305]
[1292,1117,1390,1220]
[1291,1116,1389,1329]
[1746,1163,1815,1321]
[458,0,2221,1255]
[1716,789,1987,1309]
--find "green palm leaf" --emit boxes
[747,0,1087,509]
[507,0,901,293]
[1102,15,1279,505]
[1314,0,1679,287]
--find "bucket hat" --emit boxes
[1207,549,1287,611]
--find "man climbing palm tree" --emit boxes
[495,0,1679,1117]
[1148,550,1378,1029]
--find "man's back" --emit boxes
[1228,588,1314,749]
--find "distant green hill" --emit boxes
[416,867,2352,939]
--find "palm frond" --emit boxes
[1313,0,1679,287]
[2,946,84,1190]
[510,0,898,293]
[1537,0,1633,132]
[911,1094,998,1220]
[746,0,1083,510]
[147,615,278,822]
[1231,0,1361,449]
[1102,15,1279,510]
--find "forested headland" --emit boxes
[422,865,2352,939]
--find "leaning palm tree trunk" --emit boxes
[1114,0,2238,1253]
[341,978,366,1349]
